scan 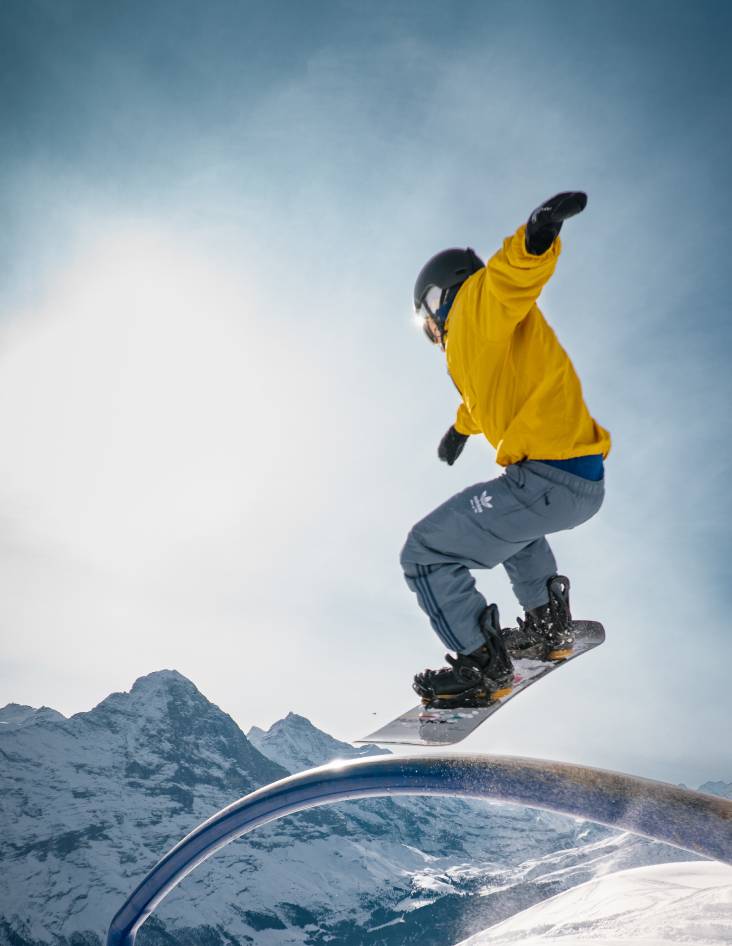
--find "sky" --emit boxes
[1,0,731,787]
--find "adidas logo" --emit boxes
[470,491,493,514]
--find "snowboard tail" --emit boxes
[357,620,604,747]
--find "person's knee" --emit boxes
[400,527,425,573]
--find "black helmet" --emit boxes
[413,248,484,343]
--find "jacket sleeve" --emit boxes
[455,401,481,436]
[484,224,561,340]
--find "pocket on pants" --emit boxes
[536,481,604,533]
[481,492,557,544]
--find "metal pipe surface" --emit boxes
[106,754,732,946]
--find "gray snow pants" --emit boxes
[400,461,605,654]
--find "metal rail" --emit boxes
[106,754,732,946]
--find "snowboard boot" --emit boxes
[413,604,515,708]
[502,575,574,662]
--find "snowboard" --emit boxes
[357,620,604,747]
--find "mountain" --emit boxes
[458,861,732,945]
[0,671,722,946]
[0,703,66,727]
[0,671,291,946]
[247,711,386,771]
[246,712,609,866]
[699,780,732,800]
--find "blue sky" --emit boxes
[1,0,731,785]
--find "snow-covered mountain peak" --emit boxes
[247,709,386,772]
[699,780,732,800]
[91,667,203,717]
[0,672,294,945]
[0,703,66,729]
[65,670,292,798]
[3,672,723,946]
[129,667,194,693]
[79,669,247,753]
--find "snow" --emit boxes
[699,781,732,801]
[0,703,66,729]
[457,861,732,945]
[1,670,728,946]
[247,710,385,773]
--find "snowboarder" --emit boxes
[403,192,611,709]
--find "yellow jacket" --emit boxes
[445,225,611,467]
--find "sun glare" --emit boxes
[0,225,263,567]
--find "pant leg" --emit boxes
[500,461,606,611]
[401,461,605,654]
[401,468,543,654]
[502,537,557,610]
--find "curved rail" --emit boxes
[107,754,732,946]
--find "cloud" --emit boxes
[1,0,730,783]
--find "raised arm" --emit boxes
[485,191,587,339]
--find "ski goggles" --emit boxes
[416,287,448,344]
[415,286,445,321]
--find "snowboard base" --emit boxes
[357,620,604,747]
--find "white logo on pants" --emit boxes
[470,491,493,514]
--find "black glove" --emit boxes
[438,425,469,465]
[525,191,587,255]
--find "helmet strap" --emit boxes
[433,284,460,335]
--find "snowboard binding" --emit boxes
[413,605,515,709]
[503,575,574,662]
